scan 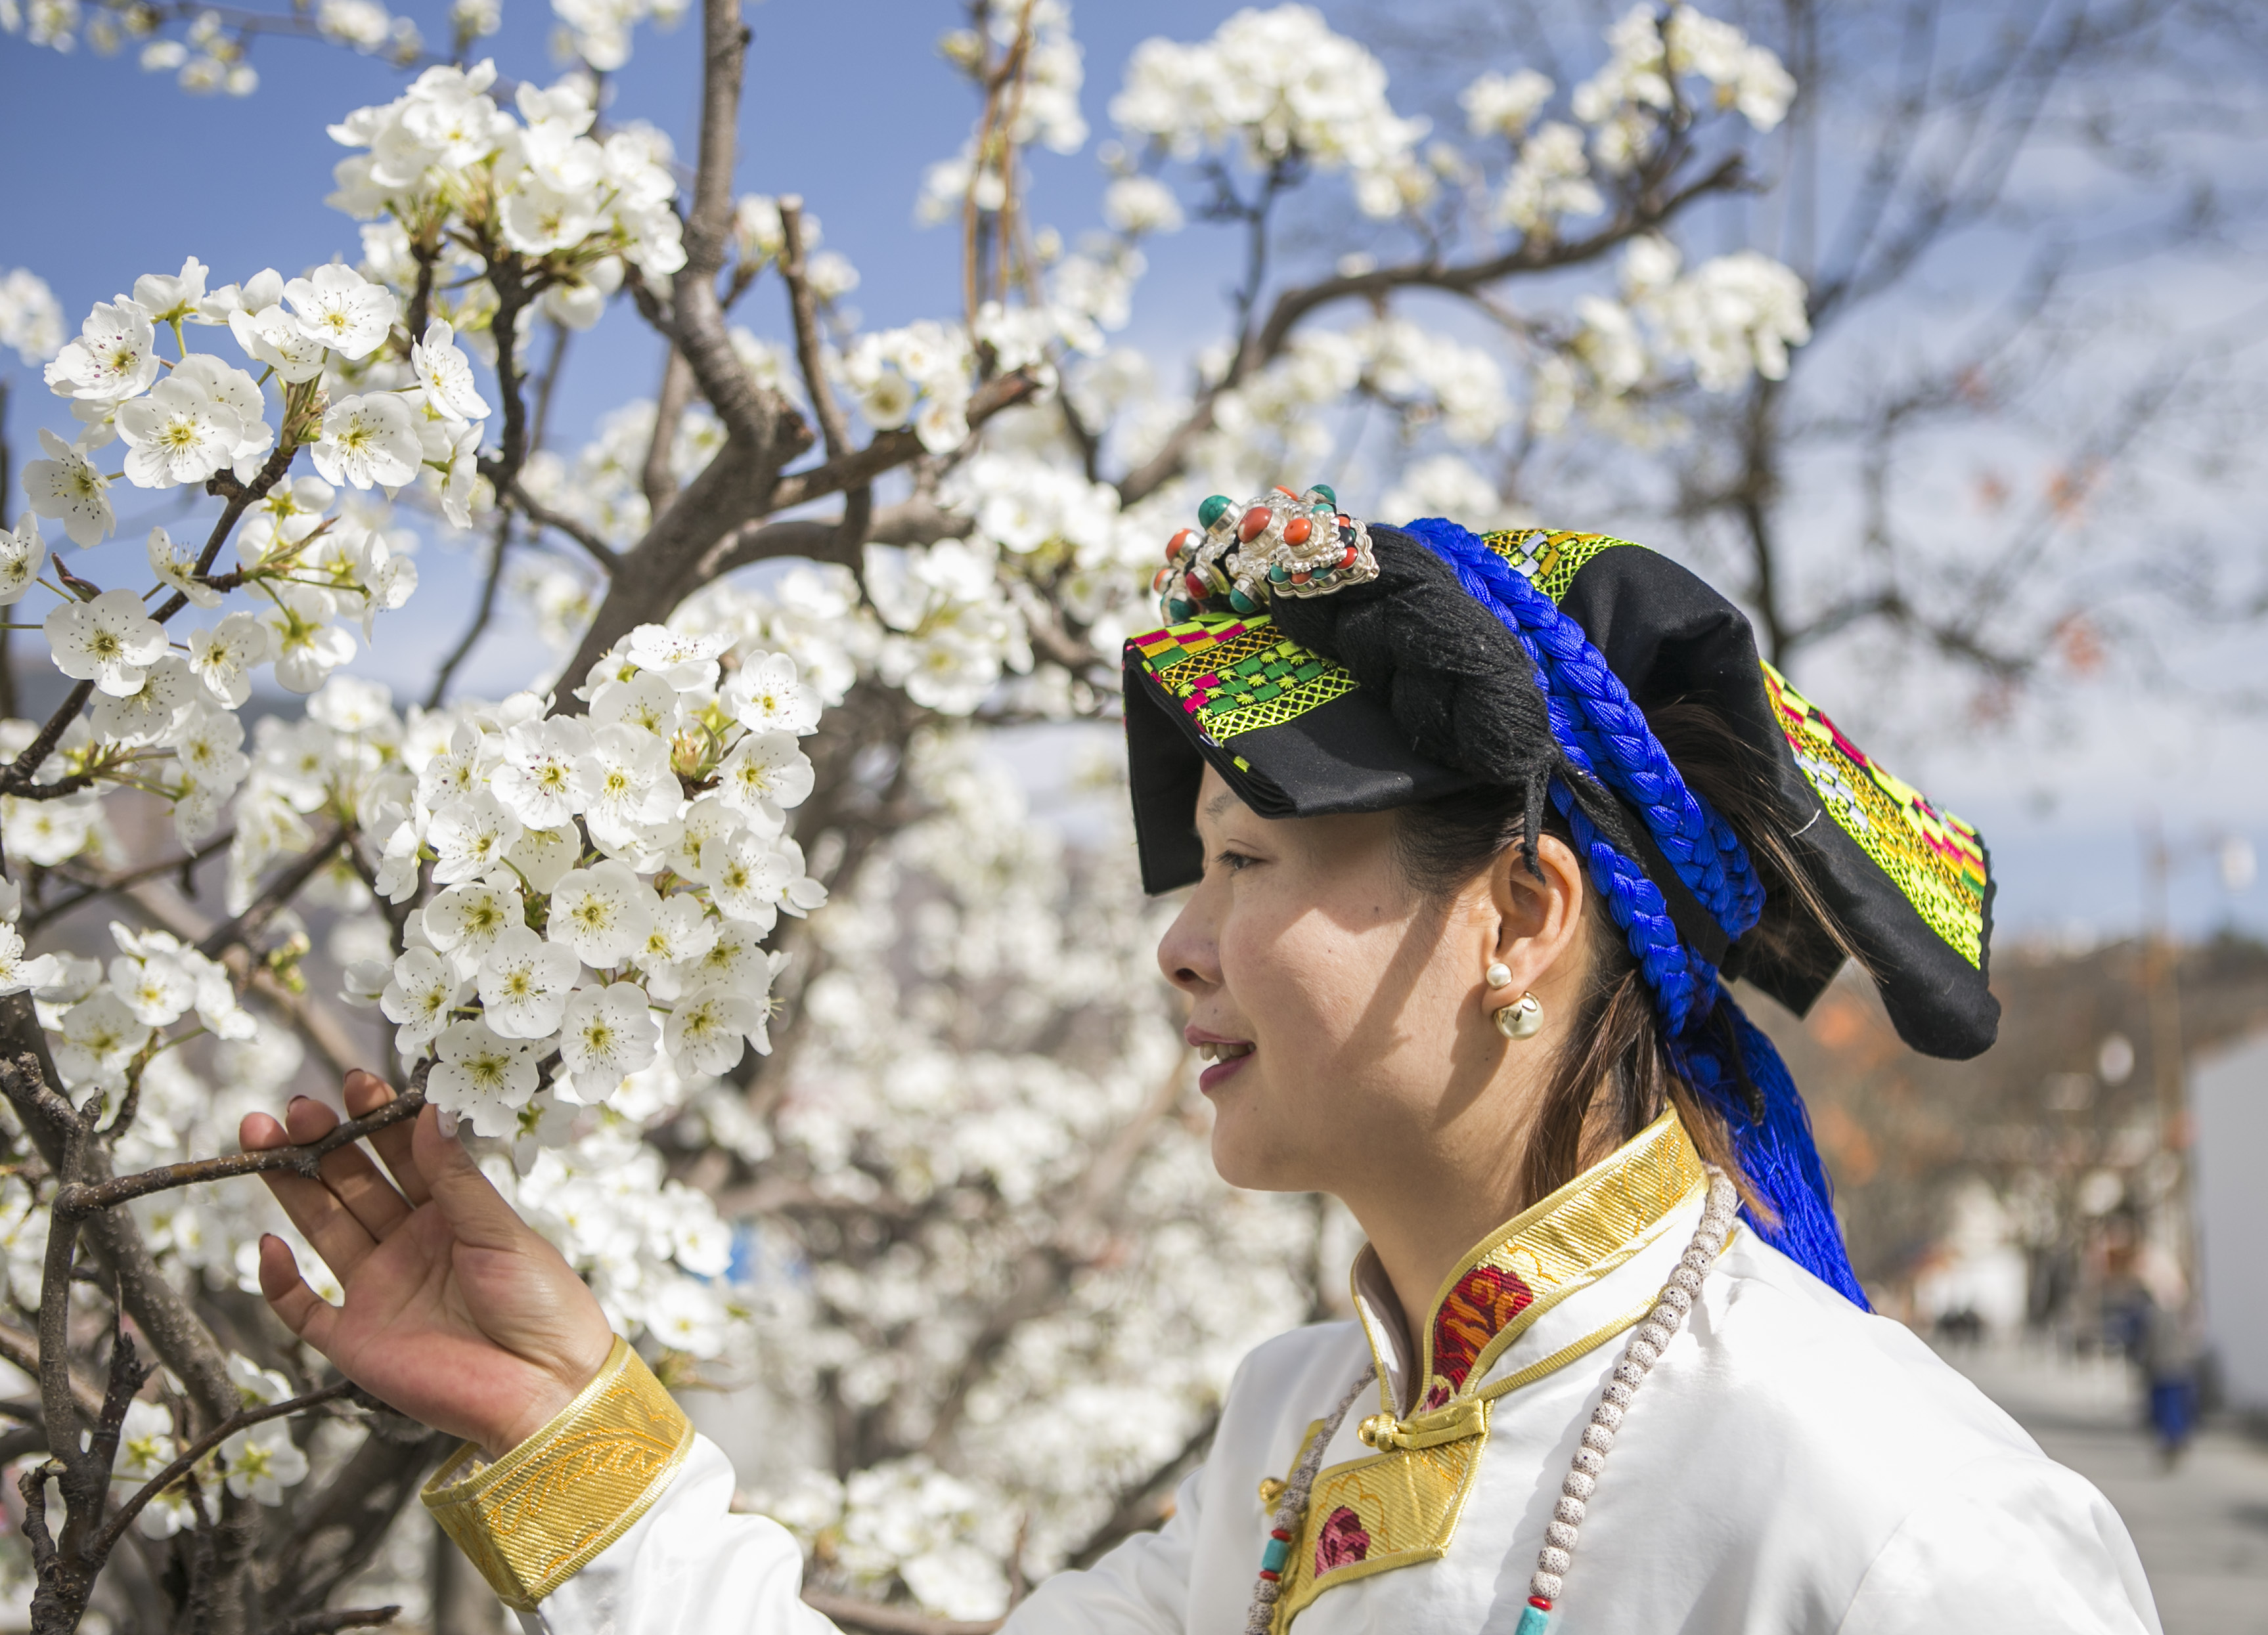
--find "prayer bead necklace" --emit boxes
[1243,1166,1739,1635]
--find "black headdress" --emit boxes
[1123,492,1998,1305]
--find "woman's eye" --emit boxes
[1212,848,1259,874]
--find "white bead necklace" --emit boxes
[1517,1166,1739,1633]
[1242,1166,1739,1635]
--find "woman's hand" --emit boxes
[240,1070,616,1460]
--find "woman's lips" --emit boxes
[1198,1051,1251,1093]
[1190,1034,1255,1093]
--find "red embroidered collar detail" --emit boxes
[1355,1108,1706,1413]
[1423,1264,1537,1410]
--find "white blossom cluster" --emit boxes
[347,628,828,1140]
[109,1355,312,1537]
[327,63,686,336]
[1111,4,1433,220]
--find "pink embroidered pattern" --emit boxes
[1313,1506,1371,1575]
[1423,1263,1536,1409]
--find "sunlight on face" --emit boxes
[1154,767,1530,1198]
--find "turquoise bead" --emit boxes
[1260,1535,1291,1573]
[1515,1605,1551,1635]
[1229,588,1258,614]
[1267,563,1289,583]
[1198,494,1232,530]
[1166,598,1195,621]
[1308,483,1337,510]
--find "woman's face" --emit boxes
[1155,766,1590,1204]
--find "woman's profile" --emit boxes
[239,496,2160,1633]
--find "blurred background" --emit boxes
[3,0,2267,1630]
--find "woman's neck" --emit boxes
[1339,1136,1536,1379]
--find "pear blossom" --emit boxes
[148,527,224,609]
[45,297,159,401]
[428,790,525,884]
[188,611,277,707]
[412,318,491,420]
[91,654,196,745]
[547,860,658,967]
[0,924,63,997]
[171,353,275,480]
[572,722,678,835]
[589,672,680,736]
[663,982,758,1077]
[262,585,357,693]
[22,428,116,547]
[284,264,399,359]
[715,730,814,829]
[476,925,579,1038]
[108,946,198,1028]
[507,824,581,892]
[423,878,523,974]
[430,1018,540,1137]
[219,1420,310,1505]
[669,911,767,992]
[382,947,466,1047]
[0,513,47,603]
[116,374,249,489]
[493,716,594,829]
[54,991,152,1092]
[560,981,661,1086]
[708,832,790,932]
[228,303,330,383]
[46,588,169,697]
[634,894,715,976]
[667,795,743,884]
[312,393,422,490]
[133,257,210,324]
[722,652,822,735]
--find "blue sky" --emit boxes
[1,0,2261,943]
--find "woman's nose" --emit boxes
[1156,890,1220,993]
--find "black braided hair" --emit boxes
[1266,525,1634,875]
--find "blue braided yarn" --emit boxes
[1678,1005,1871,1308]
[1398,518,1766,944]
[1553,780,1712,1037]
[1385,515,1865,1305]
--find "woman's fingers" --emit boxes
[410,1107,529,1253]
[255,1234,340,1355]
[282,1094,412,1240]
[343,1070,432,1208]
[240,1104,378,1279]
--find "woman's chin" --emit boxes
[1205,1091,1314,1194]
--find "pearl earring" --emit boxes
[1485,961,1513,990]
[1492,991,1544,1041]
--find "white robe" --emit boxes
[529,1117,2159,1635]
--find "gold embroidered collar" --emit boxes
[1265,1112,1708,1632]
[1351,1108,1705,1416]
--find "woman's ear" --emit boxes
[1483,833,1588,999]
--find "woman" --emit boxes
[240,499,2160,1634]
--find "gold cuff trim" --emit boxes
[421,1336,694,1611]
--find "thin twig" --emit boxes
[93,1378,359,1558]
[57,1083,427,1217]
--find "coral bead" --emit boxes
[1165,529,1193,562]
[1283,515,1312,546]
[1339,544,1358,569]
[1238,505,1274,543]
[1198,494,1232,530]
[1184,571,1209,600]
